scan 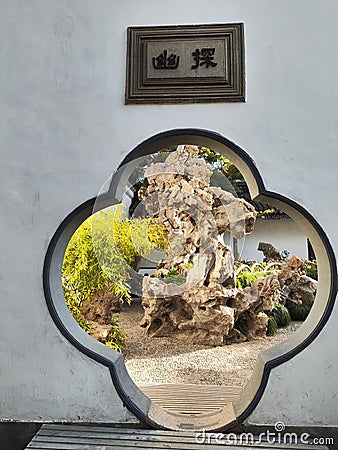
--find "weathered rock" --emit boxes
[278,256,317,305]
[279,255,304,280]
[209,187,256,238]
[87,322,112,343]
[141,281,237,345]
[245,312,270,340]
[139,145,284,345]
[251,273,281,311]
[81,289,121,325]
[206,243,235,288]
[257,242,282,261]
[288,275,317,305]
[232,273,281,319]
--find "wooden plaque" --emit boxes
[125,23,245,104]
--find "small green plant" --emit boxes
[105,314,127,352]
[166,268,180,277]
[160,268,186,285]
[304,261,318,280]
[236,270,275,288]
[163,275,186,285]
[285,300,312,321]
[64,292,92,332]
[256,208,276,219]
[270,304,291,328]
[197,147,243,193]
[163,276,185,285]
[267,316,278,336]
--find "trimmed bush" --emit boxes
[267,316,278,336]
[285,300,312,321]
[270,304,291,328]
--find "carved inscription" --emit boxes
[126,24,245,104]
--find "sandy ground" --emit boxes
[119,298,302,387]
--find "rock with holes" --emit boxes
[139,145,275,344]
[278,256,317,305]
[138,145,298,344]
[81,289,121,325]
[251,273,282,311]
[257,242,283,262]
[138,146,316,344]
[207,242,235,288]
[209,187,256,238]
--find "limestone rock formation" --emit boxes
[278,256,317,305]
[87,322,112,343]
[81,290,122,343]
[81,289,121,325]
[258,242,283,262]
[138,146,315,345]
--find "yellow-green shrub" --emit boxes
[62,205,168,349]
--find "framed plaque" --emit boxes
[125,23,245,104]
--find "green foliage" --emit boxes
[105,314,128,352]
[197,147,243,192]
[64,293,92,332]
[63,205,168,306]
[285,300,312,321]
[267,316,278,336]
[163,275,186,285]
[304,261,318,280]
[159,265,195,285]
[62,205,168,349]
[110,206,168,264]
[62,217,110,303]
[198,146,226,167]
[166,268,180,277]
[161,268,186,285]
[256,208,277,219]
[90,206,168,301]
[236,270,274,288]
[270,304,291,328]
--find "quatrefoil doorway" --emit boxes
[43,128,337,431]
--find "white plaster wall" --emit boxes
[240,218,308,261]
[1,0,337,426]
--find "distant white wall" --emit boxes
[240,218,308,261]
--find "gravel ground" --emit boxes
[119,299,302,387]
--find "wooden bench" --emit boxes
[26,424,330,449]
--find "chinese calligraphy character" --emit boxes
[152,50,180,69]
[191,48,218,69]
